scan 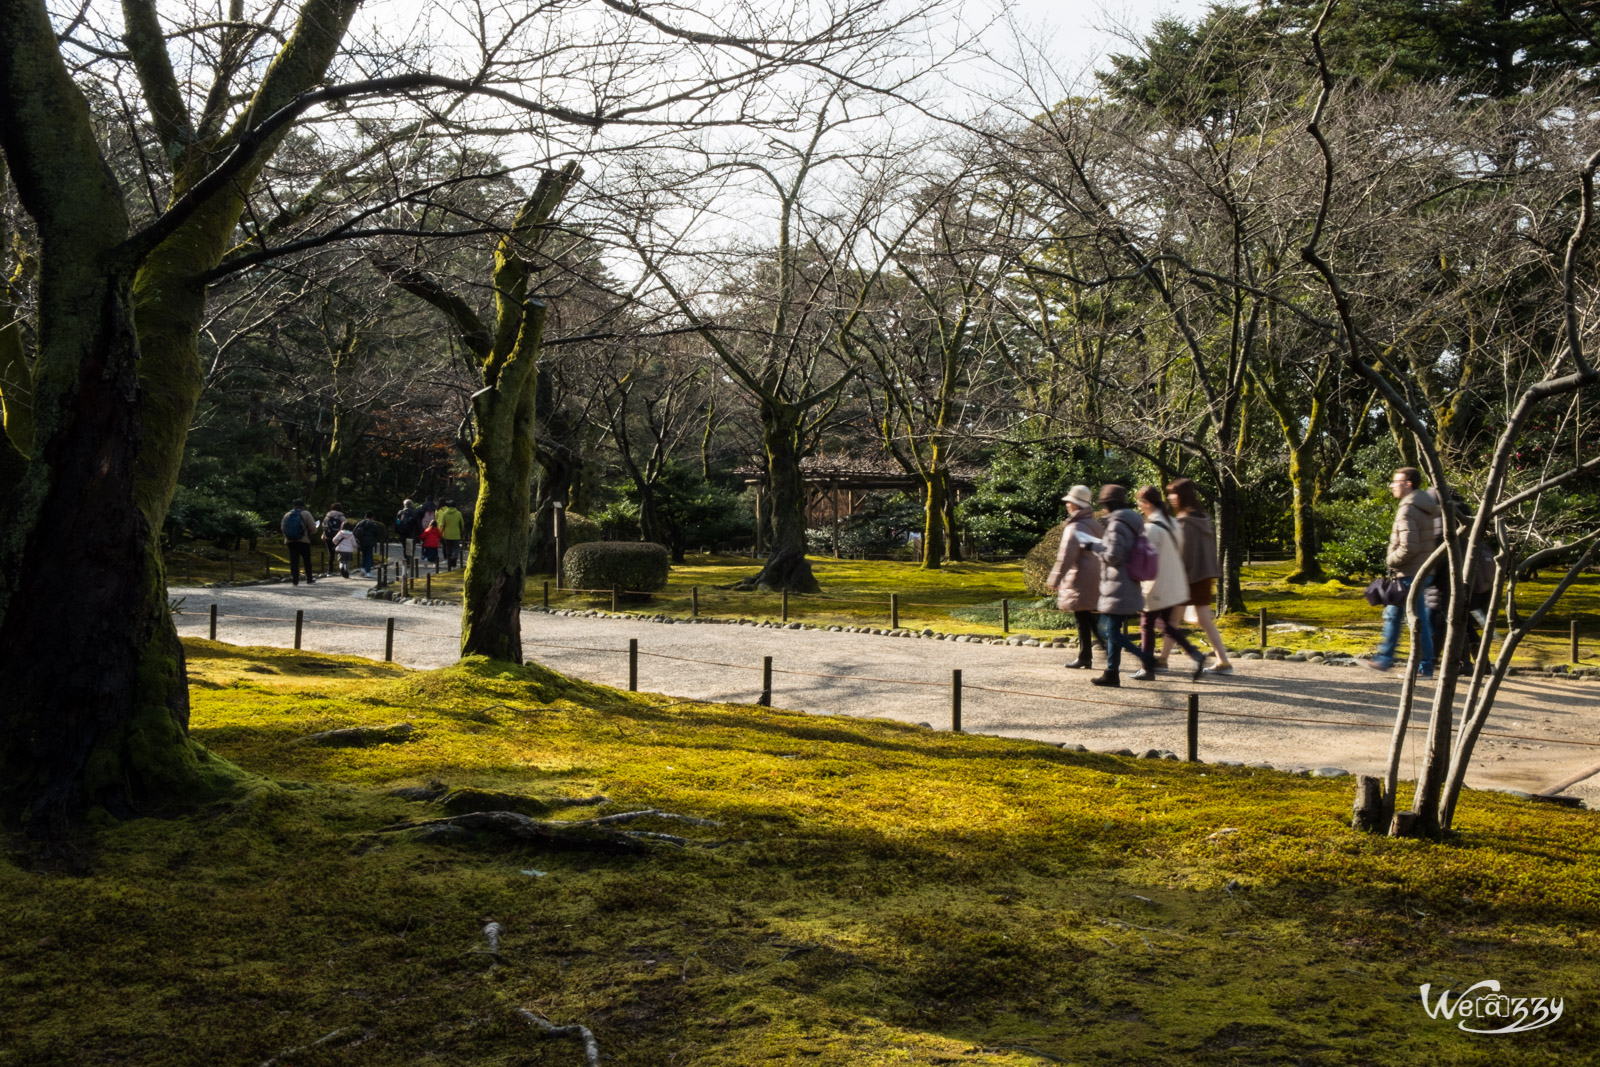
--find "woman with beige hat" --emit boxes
[1045,484,1104,669]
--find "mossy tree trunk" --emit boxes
[748,399,819,592]
[0,0,363,829]
[377,165,582,662]
[1255,359,1329,584]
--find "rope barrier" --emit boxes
[174,601,1598,751]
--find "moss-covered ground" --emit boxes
[5,641,1598,1064]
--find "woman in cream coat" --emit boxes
[1135,486,1206,681]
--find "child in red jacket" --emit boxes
[420,520,443,565]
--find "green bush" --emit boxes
[165,486,264,550]
[1021,523,1067,595]
[959,445,1130,555]
[1318,496,1393,580]
[562,541,670,595]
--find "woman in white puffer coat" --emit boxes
[1134,486,1206,681]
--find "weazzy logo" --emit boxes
[1420,980,1564,1034]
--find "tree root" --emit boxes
[388,781,610,817]
[515,1008,600,1066]
[381,808,721,852]
[300,723,415,747]
[259,1025,364,1066]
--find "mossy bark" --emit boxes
[0,0,359,828]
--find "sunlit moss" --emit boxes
[4,640,1596,1064]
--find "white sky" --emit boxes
[1006,0,1212,68]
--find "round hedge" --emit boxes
[1021,522,1066,596]
[562,541,670,594]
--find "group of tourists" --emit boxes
[278,496,467,587]
[1046,479,1232,688]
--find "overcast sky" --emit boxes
[1010,0,1212,65]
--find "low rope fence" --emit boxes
[172,604,1600,764]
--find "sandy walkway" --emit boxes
[169,580,1600,804]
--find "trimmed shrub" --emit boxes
[1021,523,1066,595]
[562,541,670,595]
[1318,496,1392,580]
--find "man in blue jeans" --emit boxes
[1362,467,1442,677]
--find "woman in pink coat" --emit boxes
[1046,485,1105,669]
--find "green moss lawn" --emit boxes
[5,641,1598,1064]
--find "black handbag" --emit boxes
[1363,576,1407,607]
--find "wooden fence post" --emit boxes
[1572,620,1580,664]
[692,586,699,617]
[543,581,550,609]
[209,603,217,641]
[228,556,234,583]
[612,584,619,612]
[628,638,638,692]
[384,618,395,662]
[759,655,772,706]
[1186,693,1198,762]
[294,609,303,650]
[890,593,899,629]
[1001,598,1010,634]
[951,669,962,733]
[1258,608,1267,651]
[782,589,789,622]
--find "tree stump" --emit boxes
[1351,775,1385,833]
[1389,810,1420,838]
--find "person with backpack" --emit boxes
[1165,477,1233,675]
[321,502,346,575]
[437,499,465,567]
[1086,484,1158,687]
[1046,484,1104,670]
[280,498,317,586]
[353,512,383,578]
[395,498,421,572]
[1135,486,1206,682]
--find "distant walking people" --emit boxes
[280,498,317,587]
[420,499,437,534]
[1135,487,1207,681]
[1087,484,1158,687]
[395,498,421,570]
[1361,467,1443,677]
[353,512,383,578]
[1165,478,1232,675]
[321,502,346,575]
[332,521,357,578]
[1046,484,1104,670]
[437,499,465,567]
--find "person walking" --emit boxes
[331,521,357,578]
[321,502,346,576]
[353,511,383,578]
[1046,484,1104,670]
[280,498,317,587]
[419,519,443,566]
[1361,467,1443,677]
[1135,486,1206,681]
[395,498,421,573]
[1165,477,1232,674]
[437,499,465,567]
[1087,484,1157,687]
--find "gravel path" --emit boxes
[171,580,1600,804]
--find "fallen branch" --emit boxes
[515,1008,601,1067]
[259,1026,361,1066]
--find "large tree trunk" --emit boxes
[1285,441,1323,583]
[942,473,963,562]
[0,273,237,831]
[460,306,543,663]
[1214,477,1249,615]
[735,400,818,592]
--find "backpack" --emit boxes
[1125,529,1159,582]
[283,509,305,540]
[354,519,379,549]
[396,507,417,537]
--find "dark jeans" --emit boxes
[1141,606,1202,663]
[1098,613,1151,673]
[359,546,374,573]
[444,539,460,566]
[323,537,339,573]
[286,540,313,584]
[1074,611,1099,660]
